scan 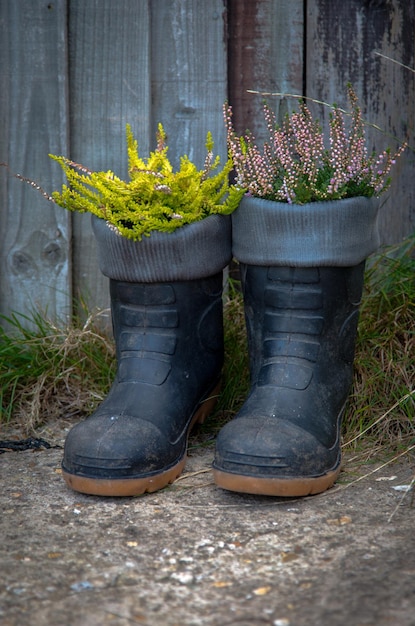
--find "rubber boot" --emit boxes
[213,195,380,497]
[62,214,231,496]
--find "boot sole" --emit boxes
[62,383,220,497]
[213,464,341,497]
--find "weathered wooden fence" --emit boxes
[1,0,413,326]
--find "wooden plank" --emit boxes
[306,0,415,245]
[227,0,304,142]
[150,0,228,168]
[0,0,71,326]
[225,0,304,282]
[69,0,151,316]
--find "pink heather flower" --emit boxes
[224,87,406,204]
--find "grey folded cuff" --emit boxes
[232,195,380,267]
[92,214,232,282]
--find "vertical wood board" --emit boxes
[227,0,304,143]
[69,0,151,316]
[0,0,70,326]
[150,0,228,168]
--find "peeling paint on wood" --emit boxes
[227,0,304,141]
[306,0,414,244]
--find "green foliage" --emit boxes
[49,124,244,240]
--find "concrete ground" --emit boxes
[1,421,414,626]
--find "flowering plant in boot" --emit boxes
[16,124,244,241]
[224,84,406,204]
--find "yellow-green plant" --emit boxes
[49,124,244,240]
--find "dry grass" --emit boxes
[343,235,415,457]
[0,310,115,434]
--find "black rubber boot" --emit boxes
[62,214,231,496]
[63,275,224,496]
[213,195,380,497]
[213,263,365,496]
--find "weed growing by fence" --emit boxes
[0,310,115,432]
[344,233,415,454]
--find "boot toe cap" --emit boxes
[214,416,341,479]
[62,413,183,480]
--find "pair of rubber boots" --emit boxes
[62,196,380,497]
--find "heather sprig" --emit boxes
[48,123,245,240]
[6,124,244,241]
[224,85,406,204]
